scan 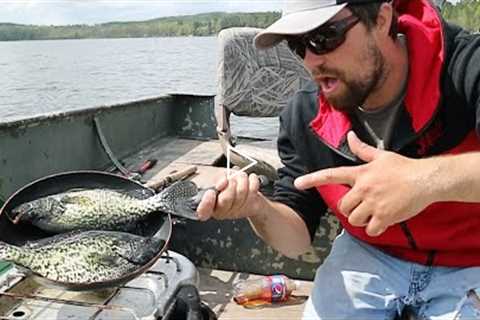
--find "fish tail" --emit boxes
[147,180,199,220]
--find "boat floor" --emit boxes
[120,136,225,186]
[125,136,314,319]
[123,135,279,189]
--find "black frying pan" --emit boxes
[0,170,172,291]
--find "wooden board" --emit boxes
[173,140,223,166]
[198,268,313,320]
[146,163,227,190]
[122,138,224,183]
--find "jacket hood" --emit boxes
[310,0,445,149]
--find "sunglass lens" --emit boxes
[293,15,358,56]
[308,34,344,55]
[286,39,306,59]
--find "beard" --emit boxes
[315,38,386,113]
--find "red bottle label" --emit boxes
[268,275,286,302]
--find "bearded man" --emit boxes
[197,1,480,318]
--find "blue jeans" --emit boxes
[302,231,480,320]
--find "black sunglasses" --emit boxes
[286,15,360,59]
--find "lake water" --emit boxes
[0,37,279,138]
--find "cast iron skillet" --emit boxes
[0,170,172,291]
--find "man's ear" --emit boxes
[376,2,394,38]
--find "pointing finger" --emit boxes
[294,167,357,190]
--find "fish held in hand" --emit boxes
[0,230,165,284]
[11,180,200,233]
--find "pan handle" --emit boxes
[146,165,198,191]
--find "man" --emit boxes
[198,0,480,318]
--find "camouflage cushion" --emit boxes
[216,27,311,117]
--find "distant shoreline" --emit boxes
[0,12,280,42]
[0,35,216,43]
[1,2,477,42]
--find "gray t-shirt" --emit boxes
[354,35,407,150]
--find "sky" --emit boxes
[0,0,460,26]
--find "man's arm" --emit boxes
[196,173,313,258]
[247,195,312,258]
[422,151,480,203]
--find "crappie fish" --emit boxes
[0,230,165,284]
[11,180,200,233]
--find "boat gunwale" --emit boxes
[0,93,215,130]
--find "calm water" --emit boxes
[0,36,278,138]
[0,37,216,120]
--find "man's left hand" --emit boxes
[294,131,435,237]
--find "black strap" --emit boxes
[400,221,418,250]
[425,251,436,266]
[400,221,437,266]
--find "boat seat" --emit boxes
[215,27,311,182]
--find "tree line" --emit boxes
[0,12,280,41]
[0,1,478,42]
[442,0,480,32]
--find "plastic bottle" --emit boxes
[232,274,301,306]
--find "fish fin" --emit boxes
[167,187,215,220]
[60,194,95,207]
[94,253,127,268]
[86,242,133,268]
[119,239,165,266]
[114,248,147,266]
[22,230,84,249]
[172,198,200,220]
[159,180,199,199]
[64,188,89,193]
[152,181,200,220]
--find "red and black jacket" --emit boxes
[273,0,480,267]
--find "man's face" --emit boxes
[302,10,387,113]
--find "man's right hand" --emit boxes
[196,172,266,221]
[196,171,313,258]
